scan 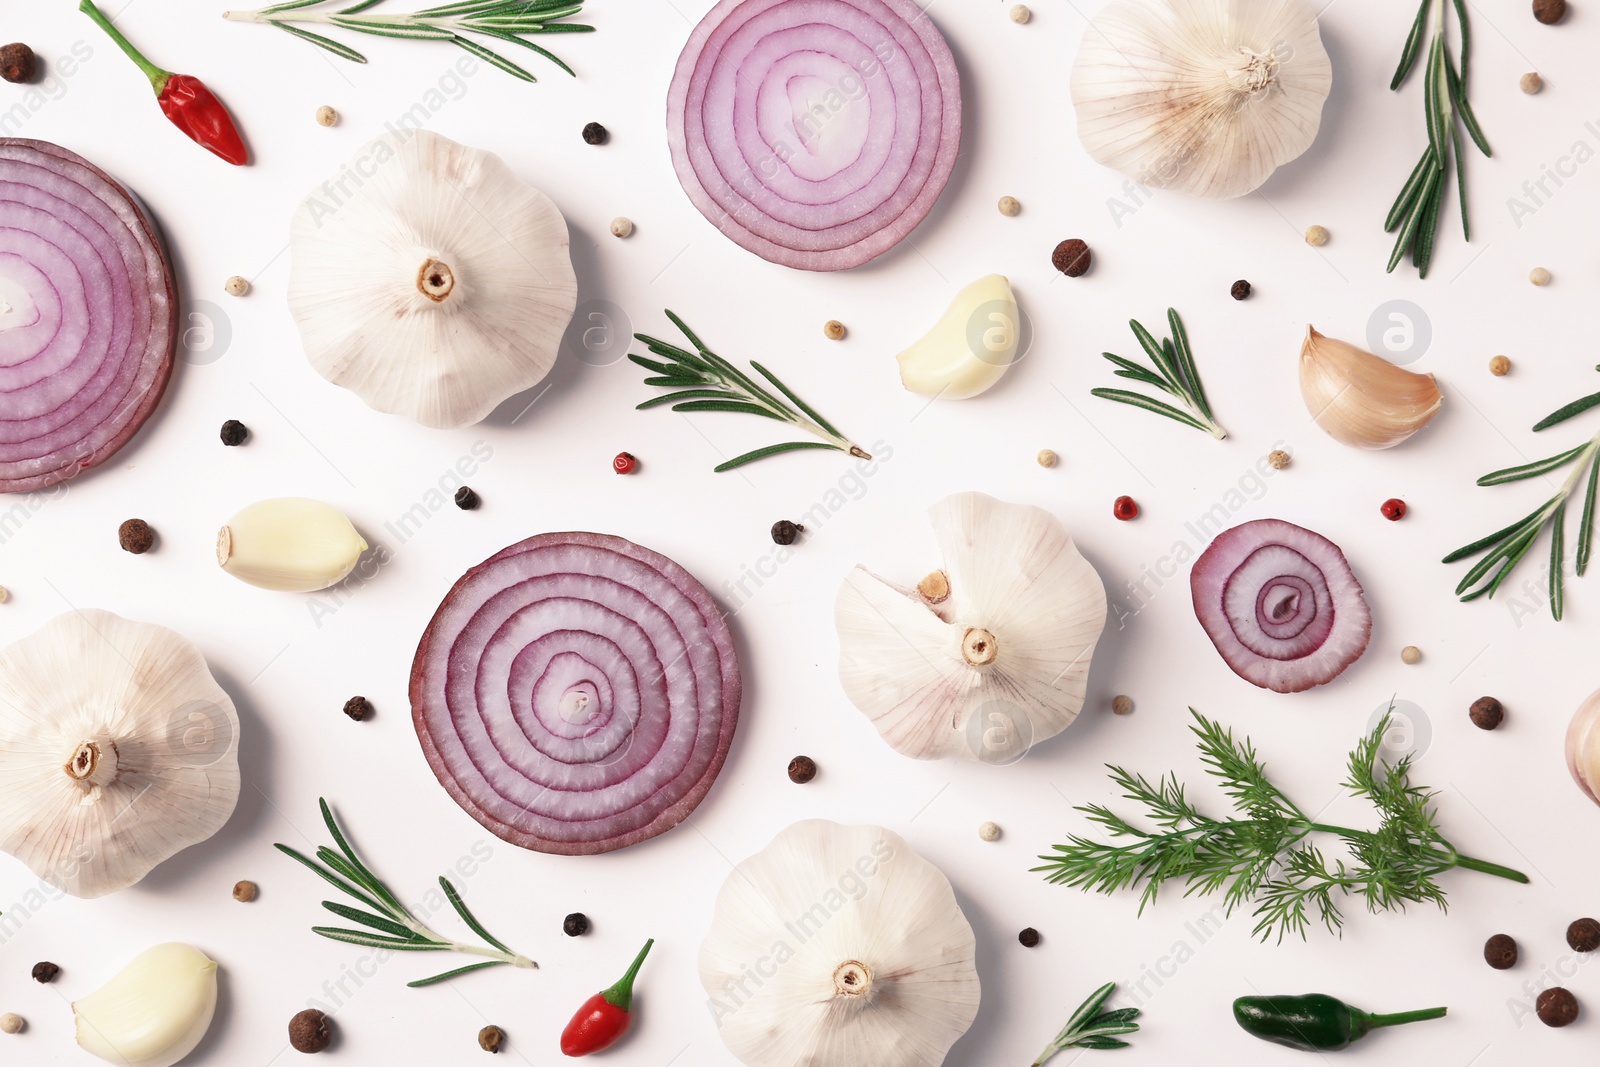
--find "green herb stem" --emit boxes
[222,0,591,81]
[1091,309,1226,439]
[1031,982,1141,1063]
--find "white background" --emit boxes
[3,0,1599,1064]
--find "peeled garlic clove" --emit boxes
[218,497,366,591]
[1071,0,1333,200]
[896,274,1019,400]
[75,944,219,1067]
[1299,327,1442,449]
[835,492,1107,763]
[1566,689,1600,807]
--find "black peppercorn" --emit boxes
[30,962,59,983]
[478,1024,505,1053]
[1484,933,1518,969]
[771,520,803,546]
[787,755,817,784]
[118,518,155,554]
[455,486,481,510]
[1567,917,1600,952]
[289,1008,333,1053]
[1230,279,1252,300]
[1537,987,1579,1027]
[0,44,36,84]
[582,122,609,145]
[1051,238,1092,278]
[1470,696,1504,730]
[563,912,590,937]
[1018,927,1041,948]
[1533,0,1567,23]
[343,695,372,722]
[220,419,249,446]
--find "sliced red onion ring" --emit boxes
[411,532,741,855]
[1190,519,1371,694]
[0,139,175,493]
[667,0,962,271]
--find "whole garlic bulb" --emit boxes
[1299,326,1443,449]
[0,611,240,898]
[1071,0,1333,199]
[75,943,219,1067]
[700,820,980,1067]
[288,130,577,428]
[1566,688,1600,807]
[835,492,1107,763]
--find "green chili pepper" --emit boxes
[1233,994,1447,1052]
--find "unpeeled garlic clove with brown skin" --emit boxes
[1298,326,1443,449]
[1566,688,1600,807]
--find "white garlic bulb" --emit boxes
[75,943,219,1067]
[1299,326,1443,449]
[0,612,239,898]
[1071,0,1333,199]
[217,497,367,591]
[700,820,980,1067]
[896,274,1019,400]
[835,492,1107,763]
[288,130,578,428]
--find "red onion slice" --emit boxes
[667,0,962,271]
[411,532,741,856]
[0,139,175,492]
[1191,519,1371,694]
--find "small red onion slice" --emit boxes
[1191,519,1371,694]
[667,0,962,271]
[411,532,741,855]
[0,139,175,493]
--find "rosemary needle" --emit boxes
[1091,308,1226,439]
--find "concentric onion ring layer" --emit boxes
[412,532,741,855]
[0,139,175,492]
[667,0,962,271]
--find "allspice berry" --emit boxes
[1484,933,1518,970]
[1536,987,1579,1028]
[118,519,155,554]
[1018,927,1041,948]
[343,695,372,722]
[1111,695,1134,716]
[787,755,817,784]
[563,912,590,937]
[581,122,609,145]
[771,520,803,546]
[1230,279,1252,300]
[478,1025,505,1053]
[289,1008,333,1053]
[220,419,249,446]
[1566,917,1600,952]
[233,880,258,902]
[1051,238,1092,278]
[1469,696,1504,731]
[0,44,37,84]
[1533,0,1568,24]
[30,962,59,983]
[1489,355,1512,376]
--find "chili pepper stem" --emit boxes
[1366,1006,1448,1029]
[79,0,171,94]
[601,939,654,1012]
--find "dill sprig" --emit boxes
[1031,982,1141,1064]
[1384,0,1490,277]
[1444,381,1600,620]
[276,798,536,988]
[1034,711,1527,943]
[630,311,871,472]
[1090,309,1226,439]
[223,0,592,83]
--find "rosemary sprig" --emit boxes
[1034,710,1527,944]
[276,798,535,987]
[1444,382,1600,620]
[1385,0,1490,277]
[631,311,871,472]
[1090,309,1226,439]
[1031,982,1141,1063]
[222,0,592,82]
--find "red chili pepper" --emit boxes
[560,939,653,1057]
[80,0,248,166]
